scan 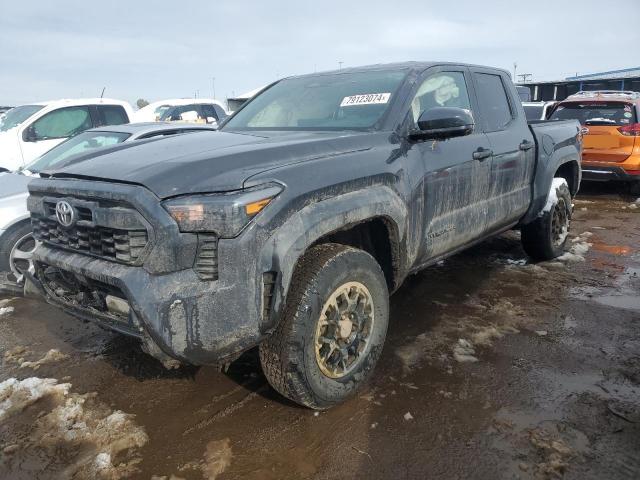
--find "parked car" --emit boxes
[522,101,557,121]
[25,62,581,409]
[0,123,216,284]
[158,100,228,127]
[516,85,532,102]
[548,91,640,194]
[134,99,228,126]
[0,98,134,172]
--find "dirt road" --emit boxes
[1,184,639,480]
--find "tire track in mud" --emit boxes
[183,384,269,435]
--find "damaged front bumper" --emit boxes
[27,239,266,368]
[24,179,271,367]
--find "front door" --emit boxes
[408,68,493,262]
[20,106,94,165]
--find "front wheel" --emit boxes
[259,243,389,409]
[521,178,572,261]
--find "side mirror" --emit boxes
[23,125,37,142]
[412,107,474,140]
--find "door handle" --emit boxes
[519,140,534,151]
[472,147,493,161]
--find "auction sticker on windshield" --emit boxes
[340,93,391,107]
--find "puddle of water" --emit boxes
[592,242,632,256]
[592,295,640,311]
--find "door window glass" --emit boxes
[411,72,472,122]
[31,107,92,140]
[99,105,129,126]
[473,73,513,131]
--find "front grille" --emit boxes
[30,198,149,265]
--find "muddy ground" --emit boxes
[1,183,639,480]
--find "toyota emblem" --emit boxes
[55,201,75,227]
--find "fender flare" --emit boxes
[258,185,407,325]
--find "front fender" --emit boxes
[258,185,407,328]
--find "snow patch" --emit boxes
[0,377,70,420]
[0,306,15,316]
[20,349,69,370]
[0,377,148,479]
[203,438,232,480]
[558,232,593,263]
[541,178,568,215]
[453,339,478,363]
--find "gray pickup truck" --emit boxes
[25,62,582,409]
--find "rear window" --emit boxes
[98,105,129,126]
[549,102,636,126]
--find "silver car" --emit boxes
[0,122,217,284]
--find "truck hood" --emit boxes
[43,130,373,198]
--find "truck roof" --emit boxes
[287,61,511,78]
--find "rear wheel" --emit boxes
[629,181,640,197]
[521,179,572,261]
[0,222,36,284]
[259,243,389,409]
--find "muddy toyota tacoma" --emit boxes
[25,62,582,409]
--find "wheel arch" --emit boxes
[259,186,407,330]
[554,160,581,197]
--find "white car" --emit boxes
[133,98,228,126]
[0,122,217,284]
[0,98,134,172]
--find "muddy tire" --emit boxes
[521,179,572,261]
[0,221,35,283]
[259,243,389,409]
[629,181,640,197]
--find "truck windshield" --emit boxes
[549,102,636,126]
[25,130,130,173]
[222,70,408,131]
[0,105,44,132]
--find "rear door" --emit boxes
[408,66,494,262]
[549,101,636,164]
[470,68,535,230]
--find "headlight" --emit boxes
[163,183,282,237]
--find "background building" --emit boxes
[516,67,640,102]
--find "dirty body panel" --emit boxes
[26,62,582,366]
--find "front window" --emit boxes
[31,106,92,140]
[549,102,637,126]
[410,71,472,123]
[0,105,44,132]
[25,131,130,173]
[153,105,173,120]
[222,70,408,131]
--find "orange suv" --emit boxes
[548,91,640,194]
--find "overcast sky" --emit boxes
[1,0,638,107]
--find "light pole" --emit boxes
[338,61,343,70]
